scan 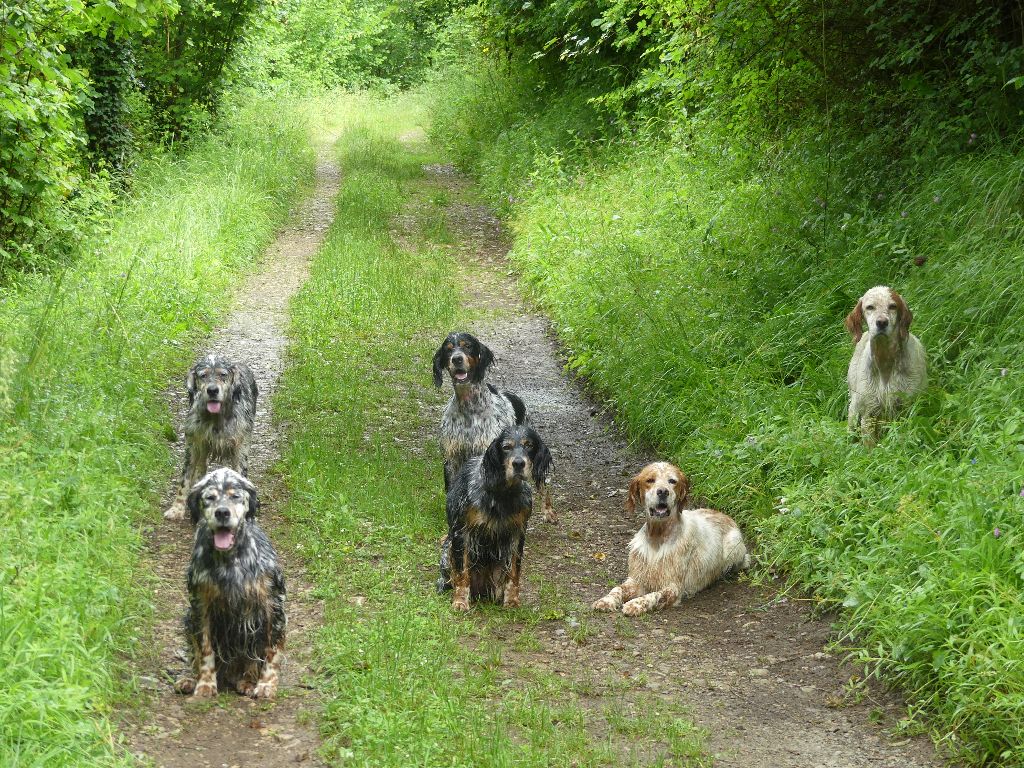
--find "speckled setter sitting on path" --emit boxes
[593,462,749,616]
[174,468,286,699]
[437,426,553,611]
[433,331,555,522]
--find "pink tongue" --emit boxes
[454,372,468,382]
[207,401,221,414]
[214,530,235,550]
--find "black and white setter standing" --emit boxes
[165,353,258,520]
[432,332,555,522]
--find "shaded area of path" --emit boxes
[123,146,341,768]
[426,160,951,768]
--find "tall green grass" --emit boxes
[275,92,708,767]
[0,94,315,766]
[429,64,1024,765]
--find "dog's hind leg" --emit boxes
[541,481,556,524]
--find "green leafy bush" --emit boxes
[430,60,1024,765]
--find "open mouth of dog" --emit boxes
[650,501,671,518]
[213,527,236,551]
[451,369,469,383]
[206,399,222,414]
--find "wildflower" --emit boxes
[1001,368,1008,377]
[933,195,941,203]
[900,211,908,218]
[969,132,977,144]
[971,458,978,465]
[993,528,1002,538]
[1019,487,1024,497]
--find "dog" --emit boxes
[437,425,553,611]
[593,462,749,616]
[165,353,258,520]
[845,285,927,444]
[173,468,286,699]
[433,332,555,523]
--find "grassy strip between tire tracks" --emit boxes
[275,92,709,767]
[0,94,316,766]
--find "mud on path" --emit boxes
[427,162,952,768]
[123,147,341,768]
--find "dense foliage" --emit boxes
[428,2,1024,762]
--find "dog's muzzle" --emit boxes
[649,501,671,518]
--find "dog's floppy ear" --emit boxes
[240,477,259,520]
[432,341,448,388]
[186,483,204,527]
[675,471,691,510]
[185,366,199,407]
[483,431,506,479]
[844,299,864,343]
[625,472,644,516]
[892,290,913,341]
[228,362,246,403]
[473,342,495,383]
[533,436,553,482]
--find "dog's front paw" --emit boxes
[254,679,277,700]
[621,598,647,617]
[236,680,256,697]
[452,597,470,612]
[174,676,196,695]
[592,595,618,612]
[164,503,186,521]
[192,680,218,698]
[503,593,520,608]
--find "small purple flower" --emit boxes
[971,458,978,465]
[1019,487,1024,497]
[993,527,1002,538]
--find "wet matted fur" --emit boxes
[174,468,286,699]
[437,425,553,611]
[593,462,749,616]
[432,331,556,523]
[165,353,258,520]
[845,285,927,445]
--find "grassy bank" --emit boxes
[275,92,708,767]
[429,65,1024,765]
[0,94,315,766]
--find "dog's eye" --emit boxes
[887,303,897,310]
[228,490,242,500]
[203,492,218,503]
[864,304,875,311]
[502,442,514,450]
[523,440,533,449]
[215,368,228,376]
[668,477,677,484]
[646,478,655,484]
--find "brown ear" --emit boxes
[892,291,912,341]
[844,300,864,343]
[676,472,691,511]
[625,474,644,516]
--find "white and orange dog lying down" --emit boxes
[593,462,749,616]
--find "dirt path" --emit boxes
[125,145,340,768]
[427,162,952,767]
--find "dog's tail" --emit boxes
[504,390,528,425]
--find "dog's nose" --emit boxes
[451,354,464,365]
[214,507,230,523]
[512,457,526,472]
[207,385,219,396]
[656,488,670,499]
[875,317,889,330]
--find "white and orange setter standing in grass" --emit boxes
[593,462,749,616]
